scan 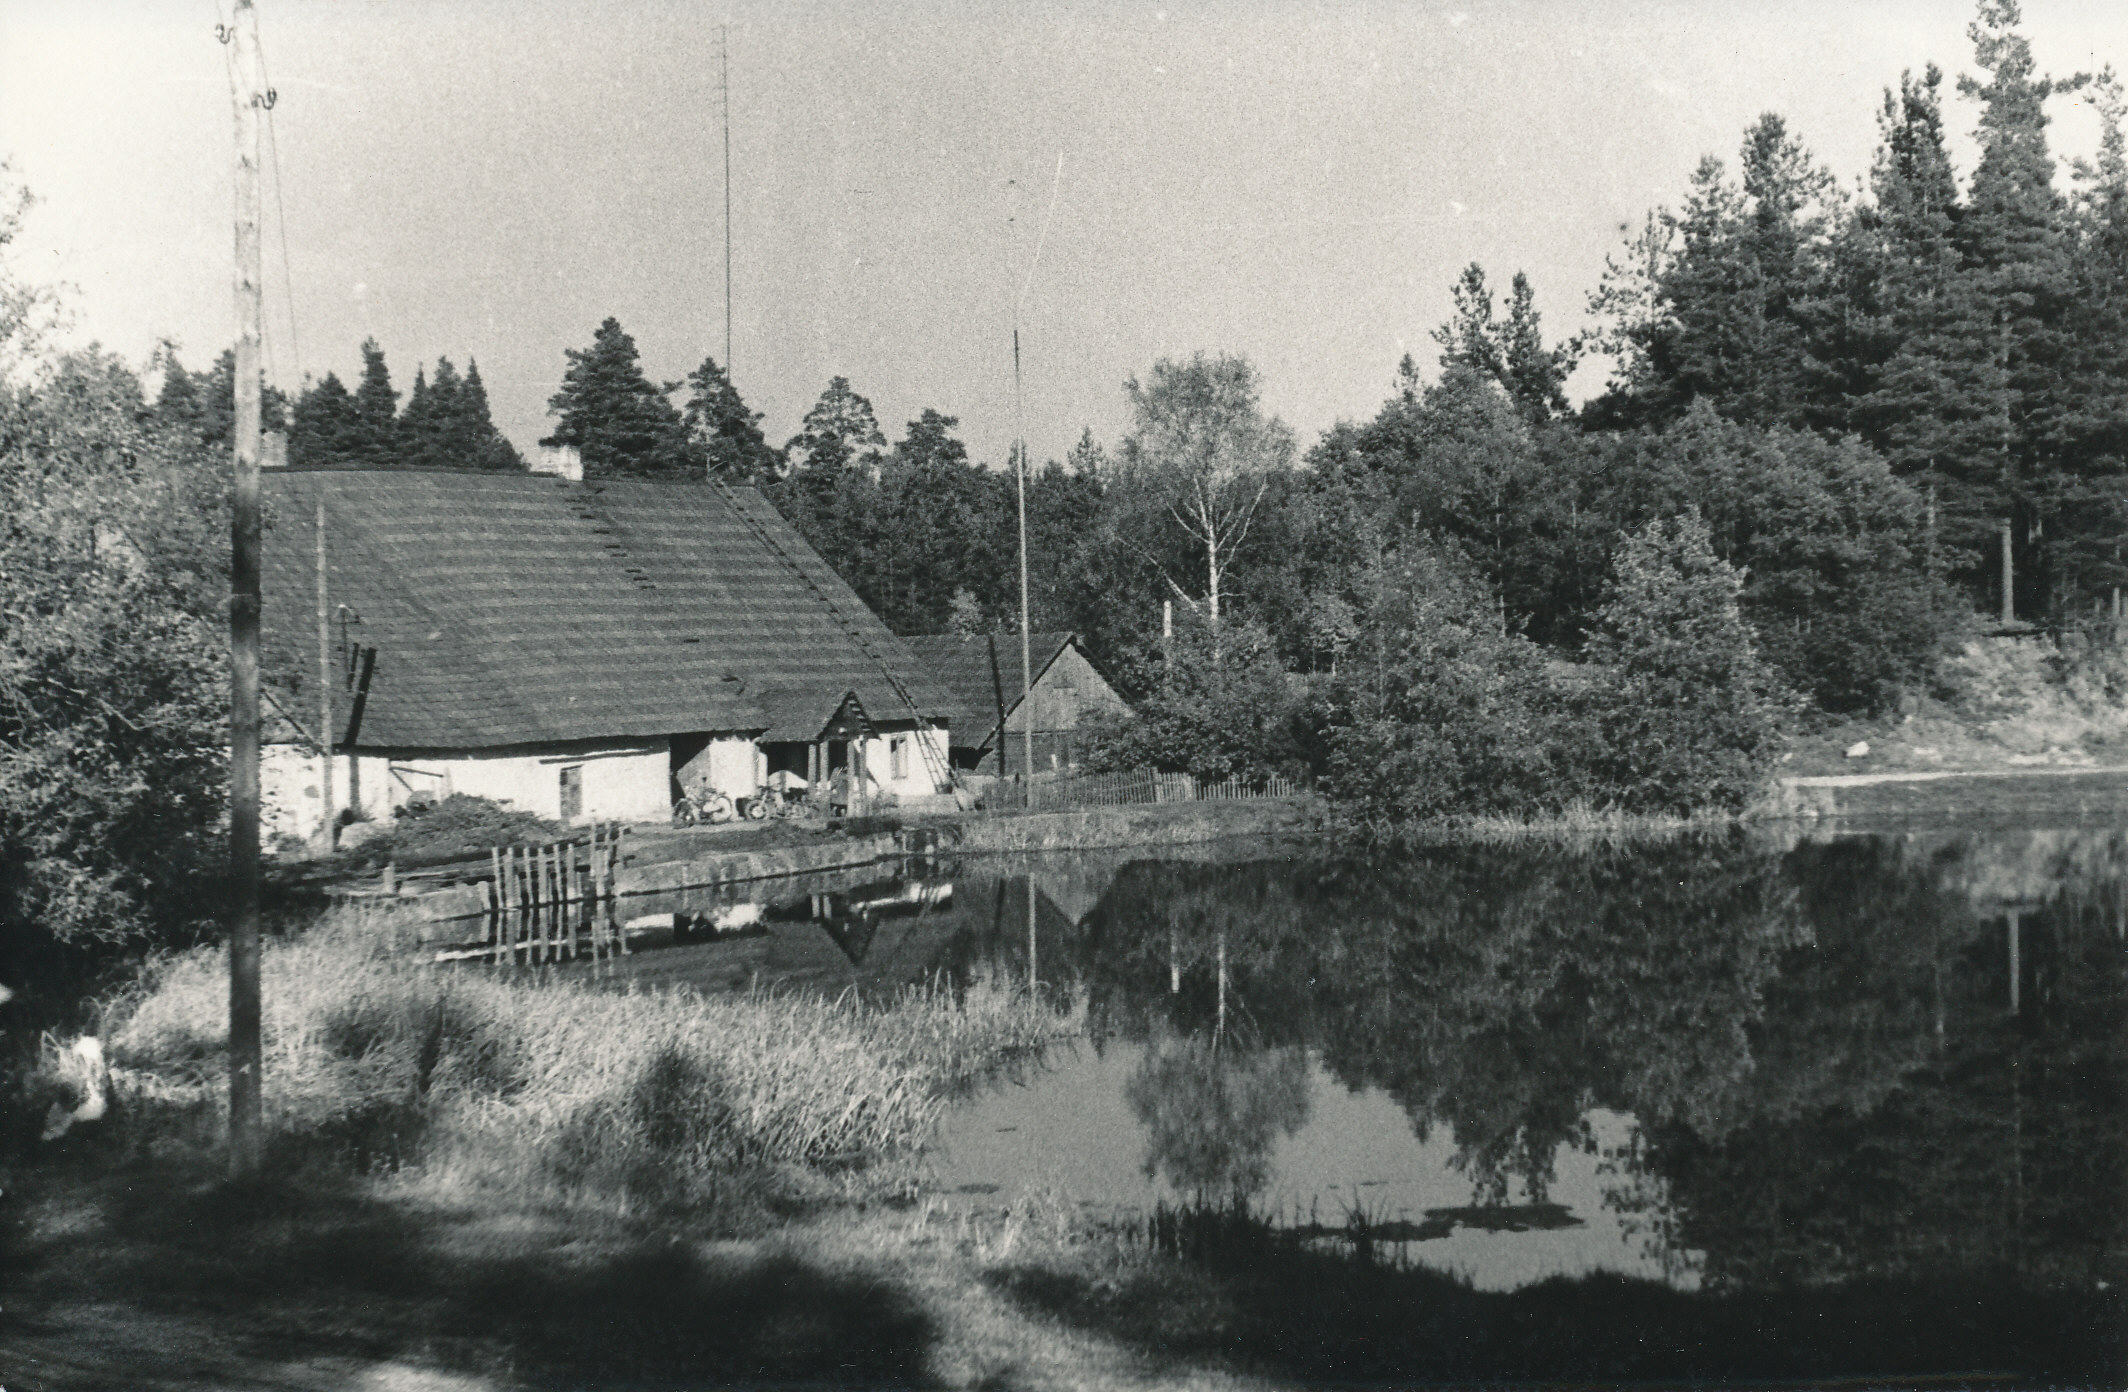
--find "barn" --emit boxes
[896,631,1128,777]
[258,469,955,844]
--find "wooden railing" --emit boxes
[478,823,629,964]
[386,822,634,965]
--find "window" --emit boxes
[889,736,908,780]
[558,765,583,822]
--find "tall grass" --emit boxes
[104,904,1065,1210]
[1373,798,1731,847]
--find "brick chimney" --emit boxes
[532,444,583,481]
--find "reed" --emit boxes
[1389,798,1731,847]
[104,902,1064,1209]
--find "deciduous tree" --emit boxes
[1118,353,1294,635]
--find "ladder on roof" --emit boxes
[703,476,965,808]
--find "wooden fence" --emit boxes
[980,769,1307,815]
[423,822,632,965]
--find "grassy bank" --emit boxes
[80,903,1066,1215]
[974,1199,2123,1389]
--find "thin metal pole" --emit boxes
[720,24,732,375]
[2002,517,2015,626]
[314,496,333,853]
[228,0,266,1181]
[1014,330,1034,786]
[2008,910,2021,1014]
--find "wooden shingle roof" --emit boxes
[261,470,953,750]
[897,632,1076,752]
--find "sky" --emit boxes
[5,1,2128,469]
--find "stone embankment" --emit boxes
[379,798,1320,922]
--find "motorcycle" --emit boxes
[673,788,735,825]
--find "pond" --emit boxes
[550,821,2126,1298]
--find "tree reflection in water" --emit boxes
[1059,826,2127,1287]
[1124,1031,1311,1201]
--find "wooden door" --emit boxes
[558,764,583,822]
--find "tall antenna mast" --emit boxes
[1010,154,1063,790]
[226,0,267,1180]
[1013,332,1034,787]
[719,23,732,373]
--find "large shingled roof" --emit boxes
[261,470,954,750]
[897,632,1077,751]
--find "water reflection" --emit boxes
[1125,1033,1311,1200]
[937,826,2125,1292]
[502,824,2125,1292]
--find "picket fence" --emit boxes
[981,768,1306,814]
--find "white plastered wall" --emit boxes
[263,739,671,843]
[858,724,950,800]
[263,745,396,846]
[694,735,766,798]
[444,742,670,825]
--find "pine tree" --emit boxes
[678,354,781,482]
[1852,2,2086,615]
[153,348,203,438]
[2055,72,2128,609]
[1954,0,2083,615]
[785,375,887,477]
[1587,116,1840,431]
[426,358,466,466]
[1848,65,1968,456]
[352,338,400,468]
[1432,264,1506,382]
[775,375,888,554]
[869,410,1011,634]
[194,348,287,449]
[1430,266,1574,423]
[287,371,365,469]
[1495,273,1575,424]
[399,365,433,468]
[396,356,471,470]
[459,359,526,471]
[542,317,689,480]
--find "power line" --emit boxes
[249,6,302,390]
[265,111,301,387]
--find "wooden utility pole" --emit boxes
[227,0,266,1180]
[315,497,334,853]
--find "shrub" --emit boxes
[1576,511,1789,814]
[341,793,560,868]
[1312,545,1591,826]
[1,352,231,952]
[1079,620,1309,785]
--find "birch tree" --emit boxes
[1119,353,1294,634]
